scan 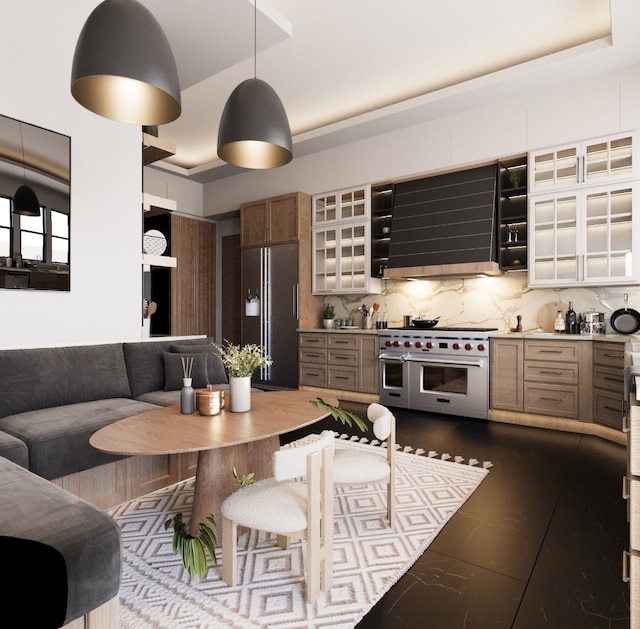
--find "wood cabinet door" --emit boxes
[490,339,524,412]
[241,201,268,247]
[358,335,379,394]
[268,194,299,244]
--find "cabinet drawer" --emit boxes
[593,342,626,368]
[524,383,578,419]
[328,367,357,391]
[594,390,624,430]
[524,342,579,362]
[328,349,358,366]
[327,334,358,350]
[300,348,327,363]
[524,360,578,385]
[594,365,625,393]
[299,334,327,348]
[299,364,327,387]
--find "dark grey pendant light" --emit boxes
[13,122,40,217]
[71,0,181,125]
[217,0,292,169]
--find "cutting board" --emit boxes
[537,301,568,332]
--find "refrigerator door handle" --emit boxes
[293,283,299,320]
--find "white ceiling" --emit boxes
[138,0,640,184]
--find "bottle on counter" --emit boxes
[565,300,578,334]
[554,310,565,333]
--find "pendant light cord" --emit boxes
[254,0,257,79]
[19,123,27,186]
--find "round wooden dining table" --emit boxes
[90,390,338,534]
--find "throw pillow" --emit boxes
[162,352,209,391]
[170,343,228,384]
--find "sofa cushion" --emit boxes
[0,343,131,420]
[162,351,209,390]
[0,430,28,468]
[0,457,121,626]
[123,338,212,397]
[170,343,228,384]
[0,398,158,479]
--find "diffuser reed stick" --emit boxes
[181,356,193,380]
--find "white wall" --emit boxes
[143,166,204,218]
[0,4,142,346]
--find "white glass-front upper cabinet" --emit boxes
[529,183,637,286]
[312,185,382,294]
[528,132,638,287]
[530,133,634,193]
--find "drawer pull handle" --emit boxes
[540,396,562,403]
[335,356,349,360]
[306,340,320,344]
[307,372,320,377]
[604,353,622,359]
[604,376,623,382]
[306,354,320,358]
[335,341,349,345]
[336,376,350,380]
[540,370,563,375]
[539,349,562,354]
[623,475,630,500]
[604,405,620,412]
[623,551,631,583]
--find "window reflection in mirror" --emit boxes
[0,115,70,290]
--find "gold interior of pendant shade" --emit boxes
[71,75,181,127]
[217,140,293,170]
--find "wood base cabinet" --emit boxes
[593,341,626,430]
[299,332,379,396]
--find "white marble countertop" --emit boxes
[298,328,380,334]
[489,331,637,342]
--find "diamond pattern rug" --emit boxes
[110,434,490,628]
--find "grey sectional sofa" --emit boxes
[0,336,227,628]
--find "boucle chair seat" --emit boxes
[333,449,390,483]
[221,478,308,533]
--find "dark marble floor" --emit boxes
[283,402,630,628]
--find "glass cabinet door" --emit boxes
[584,135,633,184]
[584,184,635,283]
[529,193,578,284]
[313,228,337,291]
[338,223,367,291]
[530,146,579,192]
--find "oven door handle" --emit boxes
[406,356,486,368]
[379,353,406,362]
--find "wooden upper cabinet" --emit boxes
[241,192,307,247]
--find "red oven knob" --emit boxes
[452,342,460,350]
[425,341,433,349]
[415,341,422,348]
[465,343,473,351]
[385,340,392,347]
[393,341,400,347]
[404,341,411,347]
[478,343,485,351]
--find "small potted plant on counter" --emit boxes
[322,303,335,329]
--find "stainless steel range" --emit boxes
[378,327,497,419]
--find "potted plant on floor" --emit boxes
[215,340,272,412]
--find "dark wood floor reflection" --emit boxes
[283,402,629,628]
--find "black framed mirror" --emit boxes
[0,114,70,290]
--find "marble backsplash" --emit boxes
[322,272,640,333]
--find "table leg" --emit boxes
[189,435,279,536]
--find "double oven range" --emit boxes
[378,327,497,420]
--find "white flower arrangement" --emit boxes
[215,340,272,378]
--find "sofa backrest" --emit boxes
[0,343,131,419]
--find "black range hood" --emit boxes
[385,163,501,279]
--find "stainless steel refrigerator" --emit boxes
[242,243,299,389]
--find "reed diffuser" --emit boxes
[180,356,195,414]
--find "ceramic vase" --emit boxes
[229,376,251,412]
[323,319,334,329]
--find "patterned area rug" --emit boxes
[111,434,491,628]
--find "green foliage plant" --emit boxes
[215,340,272,378]
[164,512,218,581]
[322,303,335,320]
[310,397,368,432]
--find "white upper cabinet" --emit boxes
[312,185,382,294]
[528,132,638,287]
[529,133,634,193]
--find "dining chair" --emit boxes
[333,402,396,528]
[220,430,335,604]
